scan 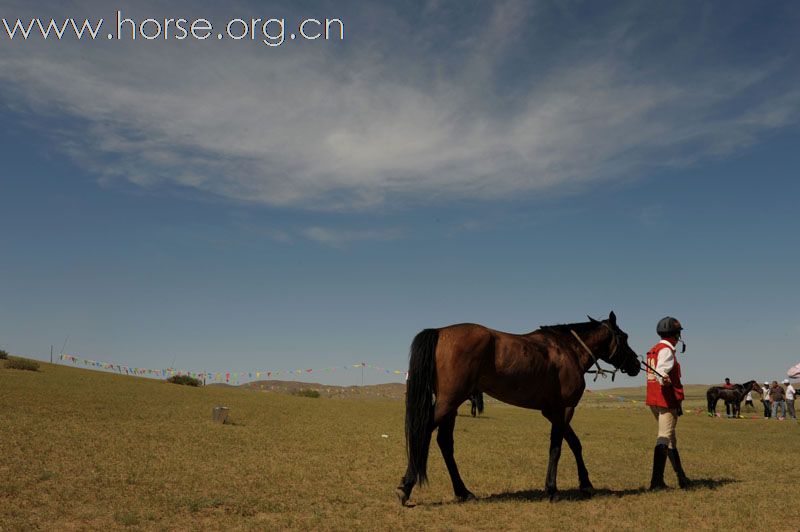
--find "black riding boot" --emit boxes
[649,444,668,490]
[667,448,690,488]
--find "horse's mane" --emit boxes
[740,380,758,392]
[539,321,599,336]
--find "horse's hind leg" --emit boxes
[437,410,475,501]
[542,409,566,501]
[397,434,430,505]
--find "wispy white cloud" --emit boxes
[1,1,798,211]
[302,226,402,247]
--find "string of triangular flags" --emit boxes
[59,354,407,384]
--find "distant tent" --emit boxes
[787,362,800,379]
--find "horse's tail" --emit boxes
[475,391,484,415]
[404,328,439,486]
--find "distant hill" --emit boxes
[241,379,407,400]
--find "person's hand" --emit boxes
[662,375,672,386]
[676,406,683,417]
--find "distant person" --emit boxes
[770,380,786,420]
[762,381,772,419]
[723,378,734,417]
[744,390,754,411]
[646,316,690,490]
[784,379,796,420]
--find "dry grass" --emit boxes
[1,362,797,531]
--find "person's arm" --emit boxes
[654,347,674,385]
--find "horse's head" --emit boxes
[746,380,761,394]
[590,311,641,377]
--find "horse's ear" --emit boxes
[609,311,617,325]
[587,315,599,324]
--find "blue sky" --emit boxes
[1,1,799,387]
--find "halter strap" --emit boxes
[570,329,618,382]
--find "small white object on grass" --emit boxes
[212,406,230,423]
[381,434,389,438]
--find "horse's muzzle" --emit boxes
[622,362,641,376]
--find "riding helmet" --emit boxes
[656,316,683,337]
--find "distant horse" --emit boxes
[468,391,484,417]
[706,381,760,418]
[396,311,641,505]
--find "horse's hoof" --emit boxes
[456,491,476,502]
[547,491,560,503]
[395,487,410,507]
[579,486,594,498]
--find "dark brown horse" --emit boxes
[396,311,641,505]
[706,381,761,418]
[468,391,484,417]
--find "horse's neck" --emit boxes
[584,327,610,354]
[571,326,608,371]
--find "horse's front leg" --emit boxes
[561,406,592,496]
[543,410,565,501]
[563,425,593,496]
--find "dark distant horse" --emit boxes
[707,381,760,418]
[468,391,484,417]
[396,311,641,506]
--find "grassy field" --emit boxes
[2,360,798,531]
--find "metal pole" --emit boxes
[361,362,364,386]
[50,345,53,364]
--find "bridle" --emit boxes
[570,322,623,382]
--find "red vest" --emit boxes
[645,341,684,408]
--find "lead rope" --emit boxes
[570,329,618,382]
